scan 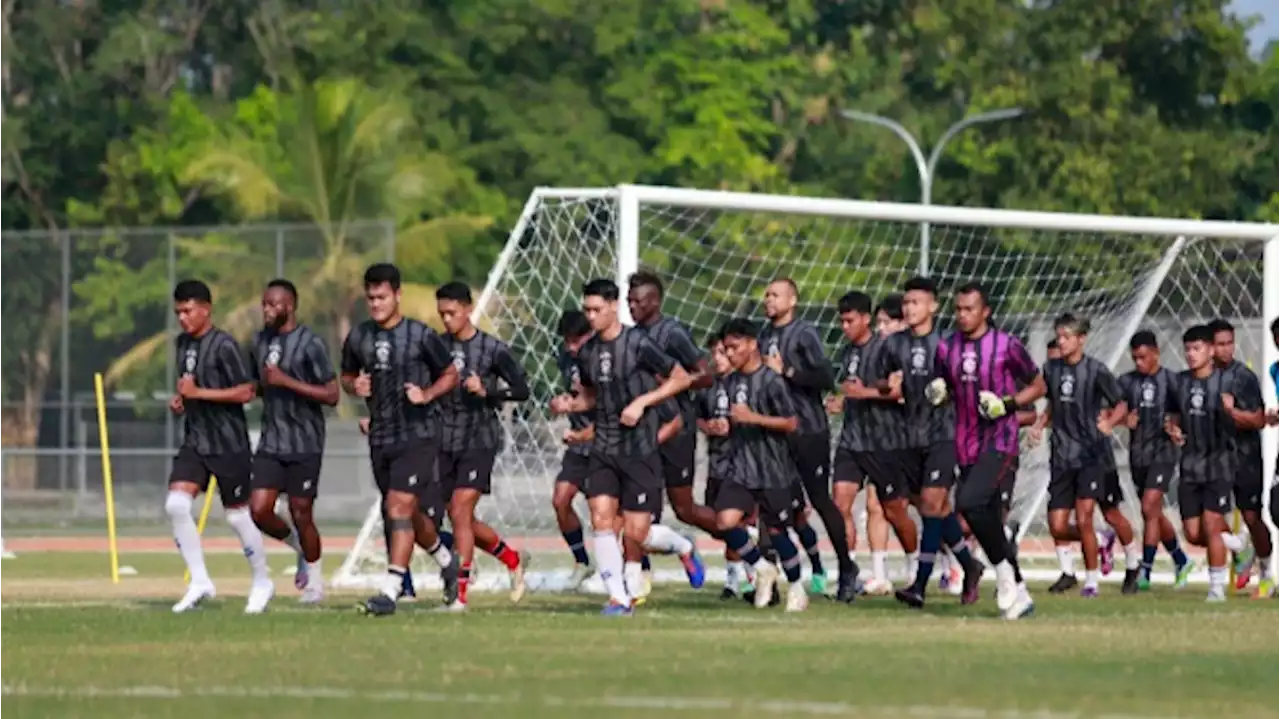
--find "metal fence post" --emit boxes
[59,231,71,495]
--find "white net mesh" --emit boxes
[336,187,1273,589]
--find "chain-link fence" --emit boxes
[1,221,394,530]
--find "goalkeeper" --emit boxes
[927,282,1046,620]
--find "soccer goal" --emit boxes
[334,184,1279,592]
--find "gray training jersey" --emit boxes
[1165,369,1237,485]
[758,319,832,436]
[557,348,593,458]
[575,326,677,457]
[638,315,706,438]
[176,328,252,456]
[877,327,955,448]
[438,330,530,454]
[726,366,799,490]
[250,325,335,455]
[835,335,908,453]
[340,318,453,448]
[1220,359,1263,467]
[1118,367,1179,469]
[1043,356,1123,471]
[698,377,733,481]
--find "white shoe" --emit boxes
[944,566,964,596]
[567,563,593,591]
[299,581,325,605]
[995,562,1017,612]
[172,582,216,613]
[245,579,275,614]
[434,600,468,613]
[785,581,808,612]
[1003,584,1034,620]
[1206,587,1226,603]
[863,578,893,596]
[634,570,653,600]
[509,550,531,603]
[754,561,780,608]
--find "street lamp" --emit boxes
[839,107,1024,276]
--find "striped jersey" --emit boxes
[438,330,529,454]
[1042,355,1122,470]
[638,315,706,438]
[834,335,908,452]
[935,328,1039,466]
[725,366,798,490]
[557,347,593,458]
[575,326,677,456]
[698,377,733,481]
[758,319,833,436]
[878,326,955,448]
[250,324,335,455]
[1165,369,1236,484]
[176,328,252,456]
[340,318,453,448]
[1117,366,1179,468]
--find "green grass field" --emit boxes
[2,551,1277,719]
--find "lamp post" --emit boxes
[839,107,1024,276]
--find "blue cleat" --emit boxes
[601,601,634,617]
[680,539,706,589]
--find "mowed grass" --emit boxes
[2,552,1277,719]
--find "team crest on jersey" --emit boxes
[1141,382,1156,406]
[1060,372,1075,399]
[715,389,729,415]
[266,341,282,367]
[569,365,581,387]
[960,351,978,381]
[183,349,197,374]
[1189,385,1206,414]
[847,352,861,377]
[734,382,748,404]
[598,350,613,382]
[766,337,780,357]
[910,346,927,372]
[374,338,392,371]
[451,347,466,372]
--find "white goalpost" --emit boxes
[334,184,1279,592]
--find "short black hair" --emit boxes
[902,276,937,296]
[1129,330,1158,350]
[1047,338,1059,350]
[582,278,620,301]
[720,317,758,340]
[837,291,872,315]
[1053,312,1091,335]
[435,281,472,304]
[173,279,212,304]
[771,277,799,296]
[557,309,590,339]
[363,263,401,290]
[628,271,664,297]
[266,278,298,302]
[1182,324,1214,344]
[1207,318,1234,336]
[876,293,904,321]
[955,281,989,307]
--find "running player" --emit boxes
[714,318,809,611]
[344,263,461,616]
[248,279,339,604]
[1206,319,1272,590]
[1163,324,1236,601]
[863,295,906,593]
[884,277,983,608]
[435,282,532,610]
[928,282,1044,619]
[760,278,859,601]
[551,310,595,589]
[166,280,270,614]
[699,332,749,599]
[549,279,699,616]
[1034,313,1139,596]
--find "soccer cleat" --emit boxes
[172,582,216,614]
[1080,585,1099,599]
[567,562,593,591]
[785,581,809,612]
[679,542,707,589]
[894,587,925,609]
[1174,560,1195,589]
[1121,569,1140,595]
[1047,573,1079,594]
[862,577,893,596]
[754,562,780,608]
[1205,587,1226,603]
[293,554,309,591]
[720,587,738,600]
[434,600,468,613]
[960,562,984,606]
[299,583,325,605]
[244,579,275,614]
[1003,585,1034,620]
[835,572,858,603]
[358,594,397,616]
[808,571,828,595]
[1137,575,1152,592]
[1254,577,1276,599]
[1233,546,1255,590]
[941,565,964,596]
[994,563,1017,612]
[398,570,417,602]
[601,600,634,617]
[441,551,461,606]
[509,550,531,603]
[1098,528,1116,576]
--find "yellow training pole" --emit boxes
[184,477,218,583]
[93,373,121,584]
[1229,508,1241,591]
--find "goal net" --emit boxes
[334,185,1278,592]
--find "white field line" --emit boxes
[0,684,1168,719]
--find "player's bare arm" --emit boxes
[262,364,340,406]
[1221,393,1266,430]
[657,415,684,444]
[176,374,256,405]
[552,384,596,415]
[342,370,372,398]
[626,364,692,417]
[405,364,460,405]
[1096,400,1128,434]
[728,400,798,434]
[477,347,532,405]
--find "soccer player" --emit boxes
[247,279,339,604]
[928,282,1044,619]
[1266,317,1278,598]
[1117,330,1193,590]
[713,318,809,611]
[1162,324,1238,601]
[551,310,595,588]
[343,263,461,616]
[1207,319,1272,591]
[699,332,749,599]
[882,277,983,608]
[760,278,859,602]
[1033,313,1140,596]
[549,279,697,616]
[863,294,907,594]
[165,280,270,614]
[435,282,532,610]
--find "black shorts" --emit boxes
[1234,456,1264,512]
[586,452,663,517]
[713,481,795,530]
[704,475,724,507]
[907,442,957,491]
[1048,466,1122,511]
[556,451,592,490]
[251,453,322,499]
[370,441,446,523]
[1130,463,1175,494]
[790,432,832,494]
[1269,482,1278,529]
[867,450,913,502]
[833,447,866,486]
[659,432,696,489]
[439,449,497,496]
[1177,480,1233,520]
[170,446,252,507]
[956,451,1018,514]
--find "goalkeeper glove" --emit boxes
[925,378,949,406]
[977,390,1017,420]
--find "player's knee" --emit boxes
[383,492,414,519]
[250,501,276,528]
[287,498,314,526]
[164,491,193,520]
[1048,515,1070,538]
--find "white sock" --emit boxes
[1095,530,1107,547]
[644,524,693,556]
[624,561,644,595]
[938,550,951,576]
[1056,545,1075,576]
[306,559,323,586]
[1221,532,1245,552]
[382,565,406,600]
[165,491,210,586]
[906,551,919,581]
[226,507,269,582]
[1085,569,1100,589]
[280,526,304,555]
[1259,555,1273,580]
[593,530,630,605]
[1208,565,1227,592]
[1004,524,1014,542]
[872,551,888,581]
[427,539,453,569]
[725,561,741,589]
[1124,540,1141,570]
